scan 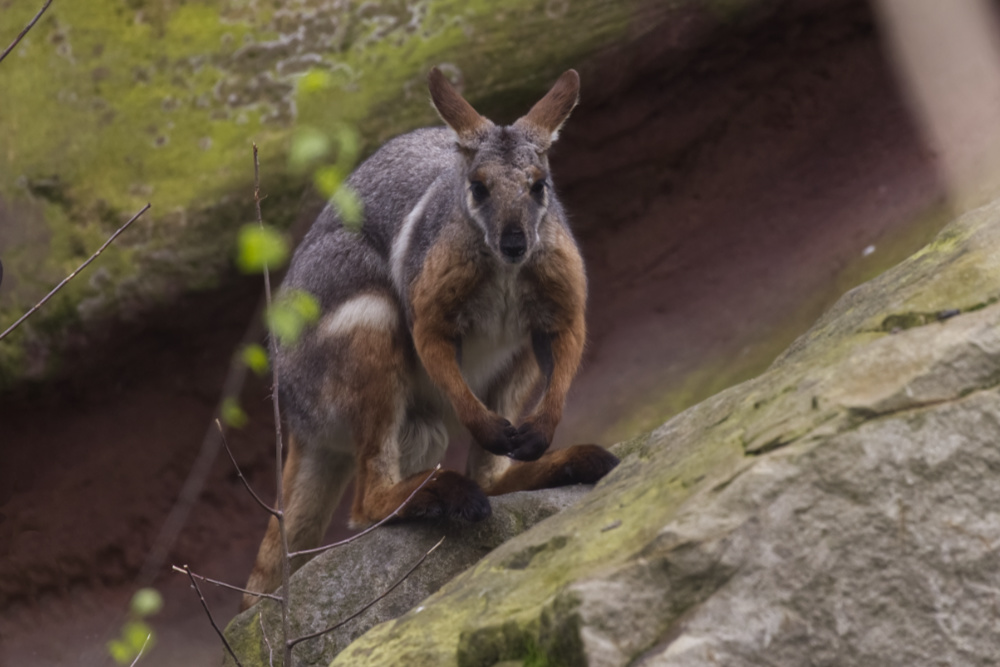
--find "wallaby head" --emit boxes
[428,68,580,265]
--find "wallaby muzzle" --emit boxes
[499,224,528,262]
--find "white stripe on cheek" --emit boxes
[320,294,399,338]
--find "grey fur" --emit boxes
[277,123,580,453]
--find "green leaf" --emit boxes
[313,165,345,200]
[266,290,320,345]
[236,224,289,273]
[123,621,153,652]
[241,344,270,376]
[333,124,361,169]
[289,126,331,172]
[130,588,163,617]
[221,397,248,428]
[107,639,135,665]
[288,290,320,323]
[266,303,303,345]
[299,69,333,94]
[333,186,364,231]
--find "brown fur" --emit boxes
[486,445,620,496]
[241,436,355,610]
[514,69,581,148]
[409,238,491,429]
[428,67,493,146]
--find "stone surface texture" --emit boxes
[0,0,690,389]
[223,487,591,666]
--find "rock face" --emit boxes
[223,487,592,666]
[235,199,1000,666]
[0,0,669,390]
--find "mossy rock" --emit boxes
[4,0,742,390]
[317,198,1000,665]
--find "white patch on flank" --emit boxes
[391,185,437,296]
[320,293,398,339]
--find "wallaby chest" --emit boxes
[455,265,530,394]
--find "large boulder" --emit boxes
[1,0,703,390]
[223,487,592,667]
[272,198,1000,665]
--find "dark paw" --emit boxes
[553,444,619,486]
[507,422,550,461]
[410,471,491,522]
[473,415,551,460]
[473,416,520,457]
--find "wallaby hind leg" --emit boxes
[469,348,620,496]
[242,434,354,610]
[485,444,620,496]
[349,399,492,526]
[340,307,491,527]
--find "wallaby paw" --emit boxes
[550,444,619,486]
[473,415,521,457]
[507,422,550,461]
[408,471,491,522]
[473,415,551,461]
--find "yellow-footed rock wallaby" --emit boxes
[243,68,619,609]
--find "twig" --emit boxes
[128,632,151,667]
[260,614,275,667]
[216,419,279,517]
[287,536,446,648]
[170,565,282,602]
[182,565,245,667]
[0,0,53,64]
[0,202,150,341]
[288,465,441,558]
[253,142,293,667]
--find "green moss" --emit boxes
[1,0,654,391]
[880,312,932,332]
[499,535,570,571]
[222,606,266,667]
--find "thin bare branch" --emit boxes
[128,632,151,667]
[288,536,446,649]
[0,0,53,64]
[260,614,275,667]
[253,142,293,667]
[288,465,441,558]
[216,419,279,517]
[170,565,283,602]
[182,565,245,667]
[0,202,150,341]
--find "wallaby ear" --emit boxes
[428,67,493,147]
[514,69,580,151]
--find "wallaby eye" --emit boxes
[469,180,490,204]
[530,179,546,197]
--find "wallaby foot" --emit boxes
[486,444,619,496]
[354,469,491,526]
[401,470,492,522]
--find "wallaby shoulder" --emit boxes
[282,127,460,305]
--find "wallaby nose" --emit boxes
[499,225,527,262]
